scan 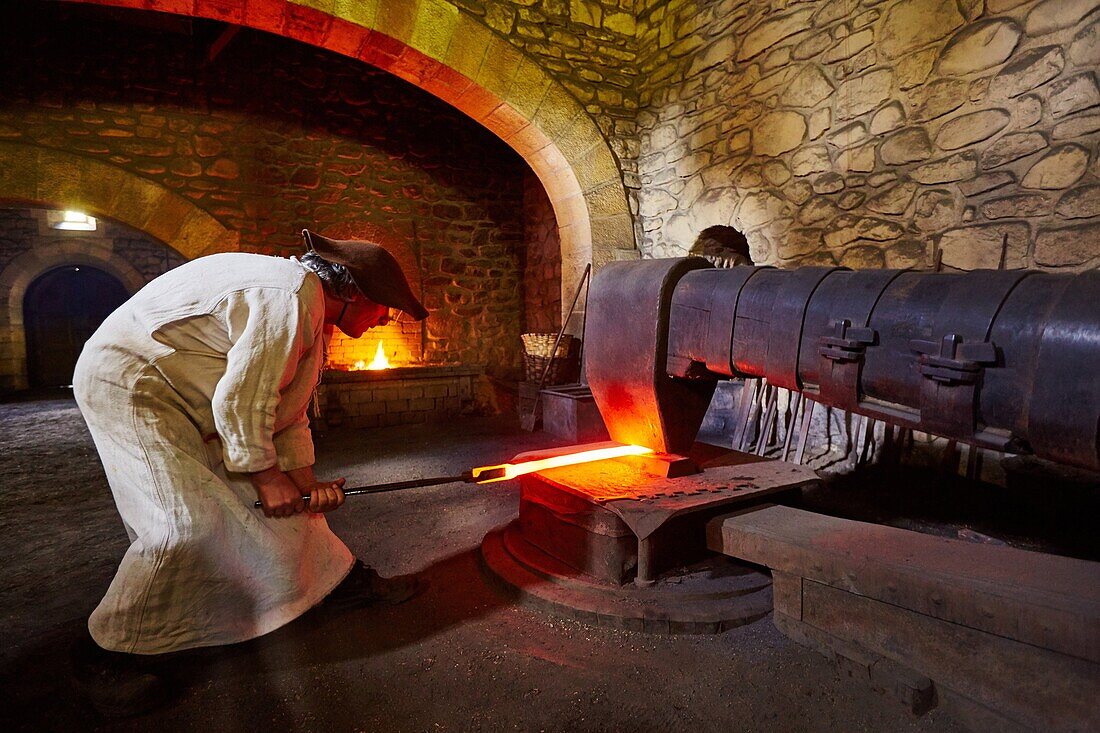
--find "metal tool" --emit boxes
[252,442,652,507]
[252,470,491,507]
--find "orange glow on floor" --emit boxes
[471,444,654,483]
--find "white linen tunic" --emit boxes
[73,252,354,655]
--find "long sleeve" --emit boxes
[212,287,316,473]
[270,365,320,472]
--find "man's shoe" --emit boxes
[70,636,166,718]
[323,560,425,611]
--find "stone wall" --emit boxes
[633,0,1100,271]
[443,0,643,239]
[0,209,40,275]
[101,223,189,282]
[522,170,564,334]
[448,1,640,129]
[0,3,550,378]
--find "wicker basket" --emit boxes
[521,332,575,358]
[524,353,575,384]
[522,333,579,385]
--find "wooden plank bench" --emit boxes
[706,504,1100,732]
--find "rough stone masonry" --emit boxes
[442,0,1100,271]
[629,0,1100,271]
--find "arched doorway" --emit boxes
[23,266,128,388]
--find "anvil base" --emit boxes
[481,526,772,634]
[480,445,821,633]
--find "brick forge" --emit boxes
[318,364,482,430]
[315,225,486,429]
[320,295,482,431]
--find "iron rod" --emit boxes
[730,378,756,449]
[794,399,816,465]
[736,379,761,451]
[756,386,779,457]
[781,392,803,462]
[253,473,473,507]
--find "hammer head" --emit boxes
[585,257,717,454]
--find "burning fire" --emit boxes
[353,342,391,371]
[471,444,653,483]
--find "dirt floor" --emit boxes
[0,396,972,733]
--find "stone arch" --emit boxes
[0,142,233,389]
[0,239,149,391]
[63,0,635,315]
[0,142,239,261]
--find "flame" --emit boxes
[351,342,390,371]
[367,341,390,370]
[470,444,653,483]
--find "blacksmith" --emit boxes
[71,230,429,715]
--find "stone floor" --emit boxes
[0,396,972,732]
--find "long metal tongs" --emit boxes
[251,467,508,507]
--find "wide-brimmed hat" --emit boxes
[302,229,429,321]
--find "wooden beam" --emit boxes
[801,580,1099,732]
[706,504,1100,663]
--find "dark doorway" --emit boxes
[24,266,129,388]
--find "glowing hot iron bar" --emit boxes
[252,443,653,507]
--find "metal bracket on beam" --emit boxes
[910,335,997,385]
[819,319,877,363]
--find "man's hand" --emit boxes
[250,466,306,518]
[285,467,346,514]
[304,477,346,514]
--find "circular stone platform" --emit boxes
[480,522,772,634]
